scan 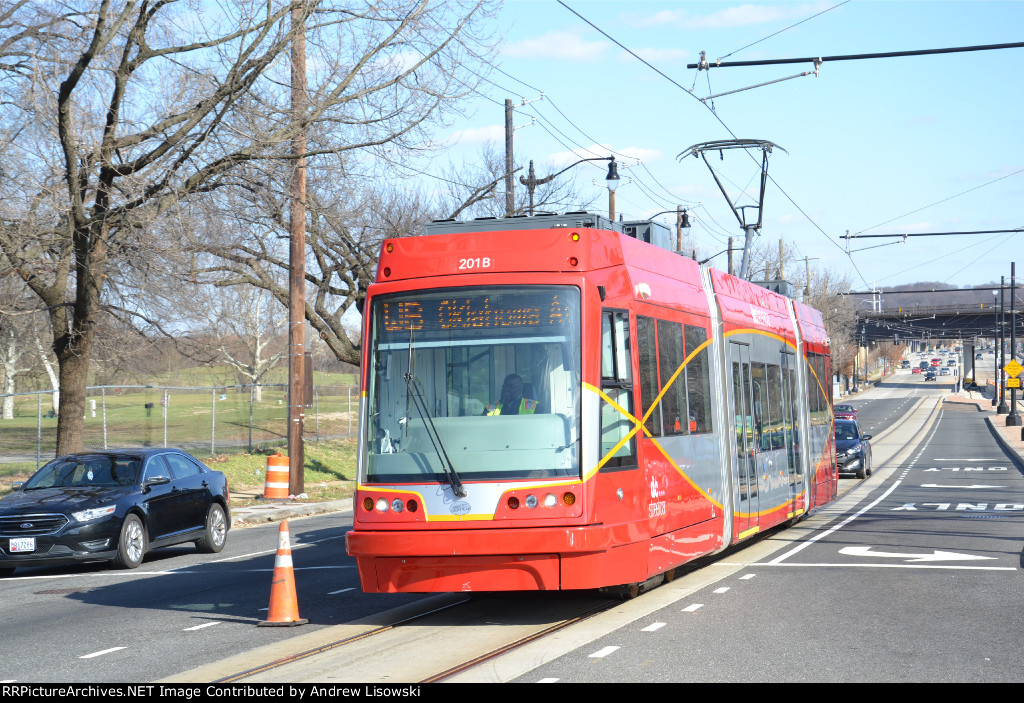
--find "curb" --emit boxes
[985,416,1024,470]
[230,498,353,527]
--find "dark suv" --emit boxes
[835,420,873,479]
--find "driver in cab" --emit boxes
[486,374,538,416]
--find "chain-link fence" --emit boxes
[0,384,357,470]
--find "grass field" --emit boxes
[0,383,358,459]
[0,437,358,504]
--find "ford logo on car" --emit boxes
[20,523,33,529]
[449,501,471,516]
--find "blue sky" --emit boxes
[436,0,1024,291]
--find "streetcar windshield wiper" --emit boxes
[403,371,467,498]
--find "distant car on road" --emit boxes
[901,360,911,368]
[834,403,857,420]
[0,449,230,576]
[925,370,937,381]
[835,419,873,479]
[930,358,942,366]
[939,367,951,376]
[912,367,922,374]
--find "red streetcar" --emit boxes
[346,213,836,594]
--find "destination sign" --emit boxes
[376,288,577,336]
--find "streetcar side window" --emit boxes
[684,324,713,434]
[657,320,686,436]
[750,362,766,451]
[600,310,637,470]
[637,316,659,436]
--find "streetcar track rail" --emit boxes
[212,596,473,683]
[419,600,618,683]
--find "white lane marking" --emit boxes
[79,647,126,659]
[641,622,666,632]
[183,622,221,631]
[921,484,1003,489]
[839,546,996,562]
[589,646,620,658]
[537,678,559,683]
[755,562,1014,571]
[208,533,347,564]
[682,603,704,612]
[328,587,356,595]
[714,587,730,594]
[739,574,756,580]
[2,565,356,583]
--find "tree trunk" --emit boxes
[55,340,91,454]
[1,374,14,420]
[36,336,60,412]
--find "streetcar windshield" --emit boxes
[365,285,582,482]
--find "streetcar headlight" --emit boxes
[390,499,404,513]
[544,493,557,508]
[524,494,538,509]
[375,498,389,512]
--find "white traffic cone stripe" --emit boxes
[274,554,293,569]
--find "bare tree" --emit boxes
[208,286,286,402]
[0,0,498,453]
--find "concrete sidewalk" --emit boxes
[945,384,1024,467]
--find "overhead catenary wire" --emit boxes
[690,41,1024,69]
[716,0,851,62]
[556,2,862,283]
[843,228,1024,240]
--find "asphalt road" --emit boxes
[508,373,1024,682]
[0,514,422,683]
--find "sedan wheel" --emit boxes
[113,514,147,569]
[195,503,228,554]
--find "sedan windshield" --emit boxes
[835,422,859,441]
[23,456,141,489]
[366,285,581,483]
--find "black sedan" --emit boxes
[835,419,873,479]
[0,449,230,575]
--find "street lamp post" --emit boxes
[999,277,1008,413]
[519,156,620,218]
[646,208,691,252]
[1008,262,1021,426]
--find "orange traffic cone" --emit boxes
[257,520,307,627]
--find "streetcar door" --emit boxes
[780,352,799,515]
[730,343,758,536]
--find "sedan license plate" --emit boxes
[10,537,35,553]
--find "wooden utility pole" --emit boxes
[800,255,819,297]
[676,205,683,252]
[288,3,307,495]
[505,99,514,216]
[727,236,734,276]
